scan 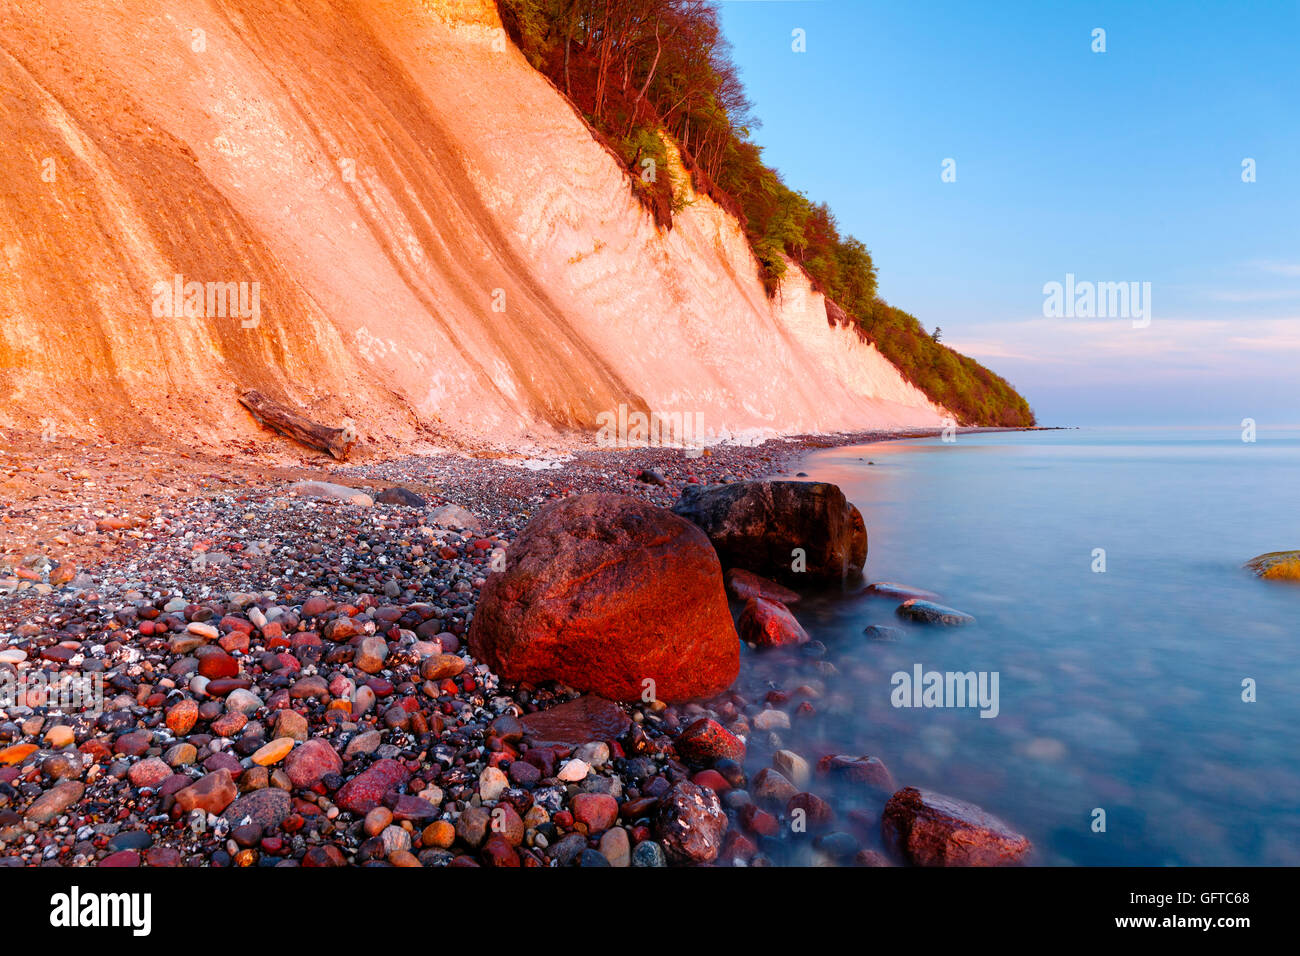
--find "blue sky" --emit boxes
[716,0,1300,425]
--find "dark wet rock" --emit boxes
[672,480,867,584]
[724,567,801,605]
[895,599,976,626]
[520,696,631,746]
[882,786,1031,866]
[654,782,728,864]
[469,494,739,702]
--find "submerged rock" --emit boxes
[895,599,976,626]
[672,480,866,585]
[1244,551,1300,582]
[882,787,1031,866]
[863,624,905,641]
[863,581,940,601]
[468,494,739,701]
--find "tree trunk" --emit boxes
[238,390,356,460]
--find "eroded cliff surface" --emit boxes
[0,0,945,454]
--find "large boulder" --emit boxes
[467,494,739,702]
[882,787,1031,866]
[672,481,866,585]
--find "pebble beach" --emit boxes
[0,428,1011,868]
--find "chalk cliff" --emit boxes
[0,0,945,453]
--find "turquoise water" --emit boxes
[777,427,1300,865]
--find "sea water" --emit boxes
[746,427,1300,865]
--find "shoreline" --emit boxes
[0,426,1033,867]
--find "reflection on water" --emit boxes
[744,427,1300,865]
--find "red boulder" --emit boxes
[468,494,739,702]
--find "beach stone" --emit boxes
[165,699,199,735]
[429,504,482,533]
[654,782,728,864]
[672,480,867,584]
[251,737,295,766]
[212,712,249,737]
[481,833,519,867]
[175,769,237,815]
[557,759,590,782]
[882,787,1032,866]
[423,820,456,849]
[572,793,618,833]
[355,636,389,674]
[43,725,76,748]
[456,806,491,847]
[222,787,292,831]
[896,599,976,626]
[25,780,84,823]
[284,738,341,789]
[468,494,739,702]
[163,743,197,767]
[676,718,746,764]
[271,709,309,741]
[419,653,465,680]
[0,743,38,766]
[303,845,348,867]
[344,730,382,758]
[519,695,630,745]
[225,689,263,715]
[599,826,631,866]
[1244,551,1300,582]
[288,481,373,507]
[738,597,809,647]
[376,487,427,507]
[99,850,140,867]
[128,758,173,788]
[725,568,801,604]
[631,840,666,867]
[478,766,508,802]
[335,758,411,815]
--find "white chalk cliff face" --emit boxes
[0,0,945,453]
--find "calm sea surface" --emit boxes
[743,427,1300,865]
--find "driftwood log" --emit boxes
[239,389,356,460]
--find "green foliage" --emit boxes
[858,302,1035,426]
[496,0,1034,427]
